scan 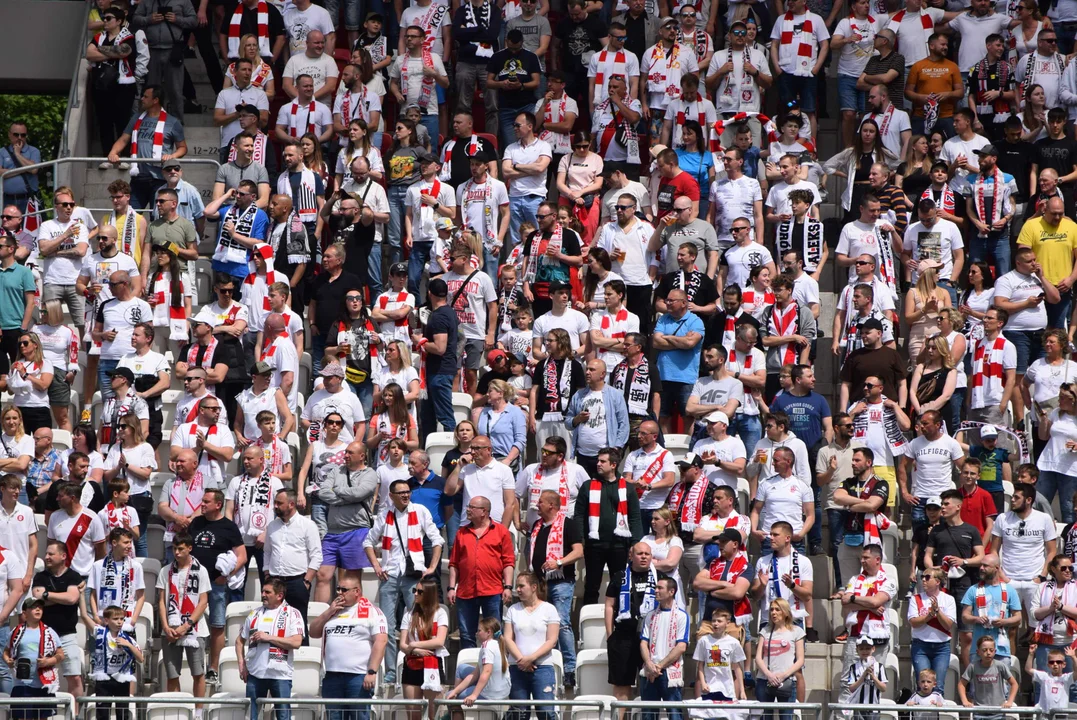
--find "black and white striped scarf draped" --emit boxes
[850,396,907,457]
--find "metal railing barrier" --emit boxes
[0,695,76,720]
[0,157,222,222]
[830,704,1044,720]
[59,2,93,160]
[258,697,429,720]
[436,698,609,720]
[76,695,251,720]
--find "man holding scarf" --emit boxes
[575,447,644,604]
[590,76,643,179]
[390,26,452,143]
[667,453,711,602]
[836,544,895,674]
[266,194,311,311]
[760,275,816,401]
[155,532,211,697]
[158,450,206,559]
[225,446,284,602]
[405,152,457,297]
[959,553,1022,663]
[203,181,271,282]
[832,448,891,587]
[527,489,583,688]
[639,577,690,717]
[705,20,769,133]
[846,373,910,514]
[606,543,666,708]
[752,521,816,641]
[236,578,304,720]
[692,528,753,629]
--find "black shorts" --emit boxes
[401,657,446,688]
[607,622,644,687]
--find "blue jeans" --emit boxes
[419,114,440,151]
[776,74,817,114]
[729,413,762,459]
[322,0,361,29]
[310,497,328,537]
[246,676,292,720]
[312,334,327,375]
[346,379,374,421]
[456,593,502,649]
[641,670,684,720]
[507,665,555,720]
[499,107,531,151]
[969,232,1011,276]
[911,639,951,695]
[827,508,846,587]
[367,242,383,300]
[1056,20,1077,54]
[948,388,965,437]
[545,581,576,672]
[322,672,375,720]
[509,195,543,249]
[1003,328,1044,375]
[98,357,120,401]
[754,676,795,720]
[378,573,419,682]
[408,240,433,298]
[424,373,456,436]
[837,75,865,112]
[445,505,461,557]
[910,497,933,530]
[0,626,11,693]
[387,184,408,274]
[1048,290,1073,330]
[1040,470,1077,523]
[938,279,959,306]
[483,246,500,285]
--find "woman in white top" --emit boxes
[399,577,450,720]
[1012,1,1051,60]
[0,406,33,504]
[102,414,157,556]
[958,261,995,345]
[1025,329,1077,458]
[32,299,77,432]
[504,571,560,720]
[579,248,623,314]
[61,425,106,483]
[937,308,968,433]
[1037,376,1077,523]
[2,331,54,435]
[223,34,275,98]
[374,340,421,420]
[1022,85,1049,142]
[365,383,419,468]
[335,119,385,191]
[296,411,348,536]
[447,616,511,713]
[642,507,687,609]
[907,568,956,695]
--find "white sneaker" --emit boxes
[118,162,130,170]
[98,161,110,170]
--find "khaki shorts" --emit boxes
[163,637,206,679]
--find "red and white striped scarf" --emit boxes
[530,510,568,580]
[167,558,202,634]
[528,462,571,517]
[971,335,1008,409]
[667,476,708,531]
[443,135,480,163]
[381,505,426,569]
[975,581,1008,622]
[130,110,167,177]
[229,131,269,166]
[8,623,58,691]
[778,12,816,76]
[974,165,1004,236]
[1033,579,1077,644]
[243,243,278,321]
[708,113,778,155]
[588,477,630,539]
[340,85,370,125]
[767,302,801,366]
[405,616,442,691]
[401,47,436,111]
[593,50,627,97]
[228,0,270,58]
[186,337,218,371]
[644,42,686,100]
[525,222,563,284]
[166,471,204,539]
[889,8,933,57]
[708,553,753,625]
[378,291,411,328]
[849,570,888,636]
[921,184,955,214]
[288,101,316,138]
[600,308,630,341]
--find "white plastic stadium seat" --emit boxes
[147,691,196,720]
[217,647,246,697]
[224,601,261,647]
[576,649,614,696]
[578,604,607,650]
[52,430,72,451]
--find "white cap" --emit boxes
[980,424,999,438]
[704,410,730,425]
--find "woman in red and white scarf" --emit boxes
[641,506,689,609]
[224,34,276,97]
[1031,555,1077,649]
[149,245,191,344]
[4,601,64,693]
[399,577,450,716]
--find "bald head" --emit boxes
[264,313,285,336]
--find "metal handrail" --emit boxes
[79,697,251,706]
[611,702,824,711]
[0,156,222,221]
[258,700,428,708]
[831,705,1042,717]
[59,0,94,159]
[436,700,607,709]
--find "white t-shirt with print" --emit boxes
[907,434,964,497]
[991,509,1058,581]
[754,474,813,534]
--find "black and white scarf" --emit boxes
[215,203,258,265]
[233,469,274,539]
[670,270,704,304]
[270,210,310,267]
[539,357,573,420]
[611,356,652,416]
[850,396,907,457]
[776,217,823,272]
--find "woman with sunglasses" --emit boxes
[1,333,54,435]
[1012,2,1052,60]
[327,289,380,416]
[31,299,77,432]
[1037,381,1077,524]
[101,413,157,556]
[556,131,604,245]
[399,576,449,720]
[1028,554,1077,673]
[909,335,956,427]
[296,410,348,534]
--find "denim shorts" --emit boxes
[659,381,693,417]
[1003,329,1044,375]
[838,75,864,112]
[208,581,228,628]
[778,73,818,114]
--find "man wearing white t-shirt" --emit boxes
[388,28,450,141]
[640,18,700,137]
[502,112,553,247]
[693,411,747,489]
[457,158,510,282]
[968,308,1019,425]
[862,86,912,159]
[37,189,96,337]
[885,0,948,68]
[991,482,1058,613]
[718,228,776,293]
[901,410,965,530]
[764,155,822,224]
[946,0,1013,75]
[901,197,965,301]
[445,435,517,525]
[514,437,590,528]
[274,76,334,145]
[751,521,814,632]
[939,109,991,194]
[46,481,107,577]
[836,195,902,297]
[444,244,500,393]
[705,19,770,118]
[1016,30,1068,108]
[282,32,339,100]
[0,475,36,592]
[284,0,336,55]
[661,73,718,149]
[710,147,764,249]
[833,5,884,139]
[623,420,678,530]
[768,0,831,138]
[531,283,591,360]
[259,313,301,414]
[587,25,641,110]
[237,578,305,720]
[596,194,656,324]
[214,59,272,152]
[171,399,237,490]
[749,447,814,551]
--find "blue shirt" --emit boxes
[477,404,527,459]
[0,263,35,330]
[676,149,714,196]
[0,144,41,195]
[654,311,705,384]
[960,582,1022,657]
[211,203,269,279]
[770,391,831,449]
[970,445,1008,493]
[742,146,762,180]
[408,471,449,528]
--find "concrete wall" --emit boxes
[0,1,87,94]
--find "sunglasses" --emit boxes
[731,29,747,35]
[615,205,635,212]
[57,202,75,208]
[412,587,424,594]
[18,341,31,347]
[336,586,359,593]
[346,295,362,301]
[10,133,26,138]
[610,34,626,40]
[324,419,344,426]
[855,260,873,265]
[202,405,221,411]
[217,287,234,294]
[1,215,16,221]
[574,144,589,149]
[108,280,127,286]
[535,213,554,219]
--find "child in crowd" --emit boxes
[495,265,522,335]
[693,609,746,702]
[446,617,510,715]
[96,479,141,554]
[906,668,945,716]
[507,356,532,411]
[498,307,533,363]
[840,635,887,720]
[1026,645,1076,712]
[251,410,294,483]
[4,599,64,709]
[89,605,144,720]
[86,527,146,629]
[959,637,1018,714]
[955,425,1011,513]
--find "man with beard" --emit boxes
[709,147,764,251]
[959,553,1022,662]
[816,412,855,586]
[214,130,272,207]
[277,141,326,243]
[323,177,389,296]
[266,194,311,311]
[225,109,277,179]
[966,33,1016,143]
[263,489,322,636]
[844,371,910,514]
[962,145,1017,277]
[863,85,912,163]
[708,285,760,352]
[406,152,458,297]
[610,333,661,450]
[225,446,284,601]
[332,65,382,152]
[760,275,815,400]
[203,181,271,282]
[522,204,584,321]
[902,197,965,303]
[655,243,718,318]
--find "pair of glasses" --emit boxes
[731,29,747,35]
[412,587,424,595]
[108,280,127,287]
[864,383,879,389]
[18,341,31,347]
[218,287,234,294]
[1044,37,1059,43]
[336,586,359,593]
[10,133,26,139]
[202,406,221,412]
[1061,566,1074,572]
[1,214,17,221]
[346,295,362,301]
[155,199,170,204]
[574,144,589,150]
[675,207,692,214]
[855,260,874,265]
[535,213,554,220]
[57,202,75,208]
[541,449,560,456]
[324,419,344,426]
[731,226,750,232]
[610,34,626,40]
[615,205,635,212]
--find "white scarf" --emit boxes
[461,179,498,251]
[215,202,258,265]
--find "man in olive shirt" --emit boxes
[141,187,200,292]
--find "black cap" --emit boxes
[548,280,572,294]
[428,278,449,297]
[860,318,885,333]
[390,262,408,276]
[975,144,999,157]
[718,528,742,545]
[108,367,135,384]
[237,103,261,116]
[365,11,383,22]
[416,150,440,165]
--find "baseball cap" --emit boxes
[236,103,261,117]
[661,16,678,26]
[162,159,182,170]
[548,280,572,294]
[980,424,999,438]
[975,145,999,157]
[648,144,669,160]
[436,217,454,231]
[487,349,508,365]
[717,528,742,545]
[416,150,440,165]
[704,410,730,425]
[107,367,135,384]
[428,278,449,297]
[856,635,875,646]
[251,361,273,375]
[365,11,383,22]
[320,363,346,378]
[925,496,943,508]
[676,453,704,469]
[860,318,885,333]
[390,262,408,276]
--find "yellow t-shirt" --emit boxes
[1017,215,1077,285]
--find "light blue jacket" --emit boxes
[564,385,630,451]
[477,403,528,459]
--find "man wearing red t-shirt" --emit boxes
[654,148,700,220]
[957,458,998,543]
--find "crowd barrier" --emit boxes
[73,695,250,720]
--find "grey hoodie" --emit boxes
[132,0,197,50]
[319,463,378,534]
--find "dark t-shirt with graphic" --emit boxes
[487,48,542,109]
[188,516,244,582]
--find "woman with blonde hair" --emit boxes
[904,268,952,365]
[477,379,526,471]
[32,299,78,431]
[400,576,449,720]
[447,616,510,712]
[1012,0,1052,60]
[642,506,686,607]
[335,119,384,191]
[0,405,33,503]
[223,34,275,98]
[910,335,957,425]
[936,308,968,431]
[2,332,54,435]
[754,598,805,720]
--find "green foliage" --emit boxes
[0,94,69,204]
